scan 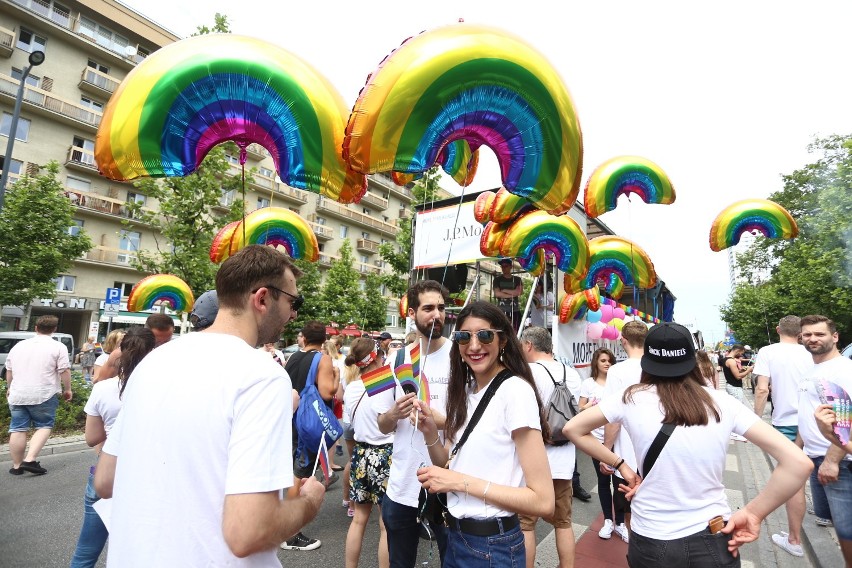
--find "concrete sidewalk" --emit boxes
[1,433,89,463]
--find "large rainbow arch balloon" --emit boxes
[392,139,480,187]
[127,274,194,313]
[344,23,583,215]
[567,236,657,291]
[497,210,590,279]
[584,156,675,218]
[709,199,798,252]
[95,34,366,203]
[210,207,319,263]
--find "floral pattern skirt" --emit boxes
[349,441,393,505]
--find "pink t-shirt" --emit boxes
[6,335,70,405]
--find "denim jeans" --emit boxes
[809,456,833,521]
[382,494,447,568]
[819,457,852,540]
[628,527,739,568]
[69,470,109,568]
[444,520,525,568]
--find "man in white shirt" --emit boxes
[6,315,71,476]
[519,326,582,568]
[601,320,648,542]
[93,245,325,567]
[797,315,852,566]
[753,316,814,556]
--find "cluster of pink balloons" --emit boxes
[586,304,629,340]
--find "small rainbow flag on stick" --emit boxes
[410,344,420,379]
[361,364,396,397]
[396,363,417,393]
[417,372,431,404]
[312,433,330,482]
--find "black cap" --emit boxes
[498,258,513,265]
[378,332,392,340]
[640,322,696,378]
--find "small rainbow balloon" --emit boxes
[709,198,798,252]
[566,236,657,291]
[398,295,409,318]
[211,207,319,263]
[584,156,675,218]
[603,273,625,299]
[516,249,546,277]
[497,210,590,280]
[95,34,365,203]
[393,140,481,188]
[558,287,600,323]
[344,23,583,215]
[127,274,194,313]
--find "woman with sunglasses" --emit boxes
[414,301,554,567]
[343,337,394,568]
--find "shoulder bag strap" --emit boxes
[445,369,513,467]
[302,352,322,392]
[533,361,556,385]
[350,390,368,424]
[641,422,676,478]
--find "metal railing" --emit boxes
[316,197,398,236]
[64,186,152,220]
[356,237,381,254]
[66,145,97,168]
[369,173,414,201]
[359,191,388,210]
[80,66,120,94]
[307,221,334,240]
[0,25,14,53]
[0,72,101,128]
[83,245,138,266]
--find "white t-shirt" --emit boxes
[752,342,813,426]
[602,358,642,478]
[578,377,607,442]
[84,377,122,434]
[797,355,852,460]
[447,375,542,520]
[94,352,109,368]
[345,375,394,445]
[599,386,760,539]
[104,333,294,567]
[530,291,555,328]
[529,359,581,479]
[378,339,451,507]
[6,335,70,405]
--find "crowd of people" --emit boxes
[4,245,851,567]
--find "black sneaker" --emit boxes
[572,484,592,502]
[8,466,24,476]
[280,532,321,551]
[20,461,47,475]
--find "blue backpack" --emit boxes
[293,352,343,468]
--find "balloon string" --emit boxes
[241,163,247,245]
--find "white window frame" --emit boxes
[1,113,31,142]
[54,275,76,292]
[16,27,47,53]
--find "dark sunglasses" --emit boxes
[452,329,502,345]
[258,284,304,312]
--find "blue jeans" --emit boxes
[382,494,447,568]
[8,394,59,431]
[628,527,739,568]
[820,458,852,540]
[70,470,108,568]
[809,456,833,521]
[444,520,524,568]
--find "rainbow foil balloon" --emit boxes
[344,23,583,215]
[392,139,480,187]
[95,34,366,203]
[210,207,319,263]
[127,274,194,313]
[709,199,798,252]
[497,210,590,280]
[603,273,625,299]
[584,156,675,218]
[567,236,657,291]
[558,287,600,323]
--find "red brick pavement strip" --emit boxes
[574,513,629,568]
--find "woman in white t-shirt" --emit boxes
[70,327,155,568]
[339,362,359,516]
[578,347,623,539]
[91,329,125,383]
[343,338,395,568]
[414,301,553,568]
[564,323,812,568]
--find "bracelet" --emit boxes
[463,478,469,497]
[613,458,625,470]
[610,455,621,468]
[482,481,492,504]
[426,435,441,447]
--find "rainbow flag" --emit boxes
[410,344,421,379]
[418,371,431,403]
[396,363,417,393]
[361,364,396,397]
[313,433,330,482]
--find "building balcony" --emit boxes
[369,172,414,202]
[0,72,101,130]
[81,245,139,268]
[317,253,340,268]
[225,164,309,205]
[65,186,154,221]
[245,143,267,161]
[359,191,388,211]
[307,220,333,241]
[79,66,120,98]
[0,25,13,58]
[357,262,383,276]
[356,237,381,255]
[65,146,98,173]
[315,197,398,237]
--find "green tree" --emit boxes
[0,162,93,309]
[722,134,852,347]
[284,257,323,341]
[194,13,231,35]
[359,273,387,331]
[125,145,246,297]
[319,239,361,325]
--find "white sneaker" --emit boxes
[614,523,630,543]
[771,532,803,557]
[598,519,614,539]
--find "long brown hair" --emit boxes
[591,348,616,380]
[695,351,717,389]
[444,301,549,444]
[118,327,155,398]
[624,366,721,426]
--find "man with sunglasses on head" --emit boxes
[377,280,453,567]
[93,245,324,566]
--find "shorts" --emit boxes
[342,421,355,442]
[520,478,573,530]
[773,425,798,442]
[9,394,60,432]
[349,441,393,505]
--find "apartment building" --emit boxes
[0,0,432,344]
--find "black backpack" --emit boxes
[534,362,578,446]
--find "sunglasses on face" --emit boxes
[452,329,502,345]
[256,284,304,312]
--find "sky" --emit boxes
[120,0,852,346]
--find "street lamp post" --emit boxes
[0,50,45,212]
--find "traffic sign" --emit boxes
[106,287,121,305]
[103,303,120,317]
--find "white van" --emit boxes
[0,331,75,379]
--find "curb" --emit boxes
[0,437,89,463]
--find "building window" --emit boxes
[220,188,236,206]
[118,230,140,264]
[224,153,240,165]
[340,225,348,238]
[1,113,31,142]
[259,166,274,178]
[87,59,109,74]
[67,219,84,237]
[318,243,325,252]
[11,68,40,88]
[360,255,369,264]
[257,196,270,209]
[66,176,91,192]
[54,275,75,292]
[0,156,23,176]
[358,280,366,291]
[362,207,370,215]
[314,216,326,226]
[16,27,47,53]
[113,281,134,297]
[386,314,398,327]
[361,231,370,240]
[127,192,146,206]
[80,96,104,112]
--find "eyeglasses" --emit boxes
[258,284,304,312]
[452,329,502,345]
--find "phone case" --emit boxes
[818,379,851,446]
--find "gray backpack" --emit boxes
[534,362,578,446]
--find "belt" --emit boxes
[445,513,519,536]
